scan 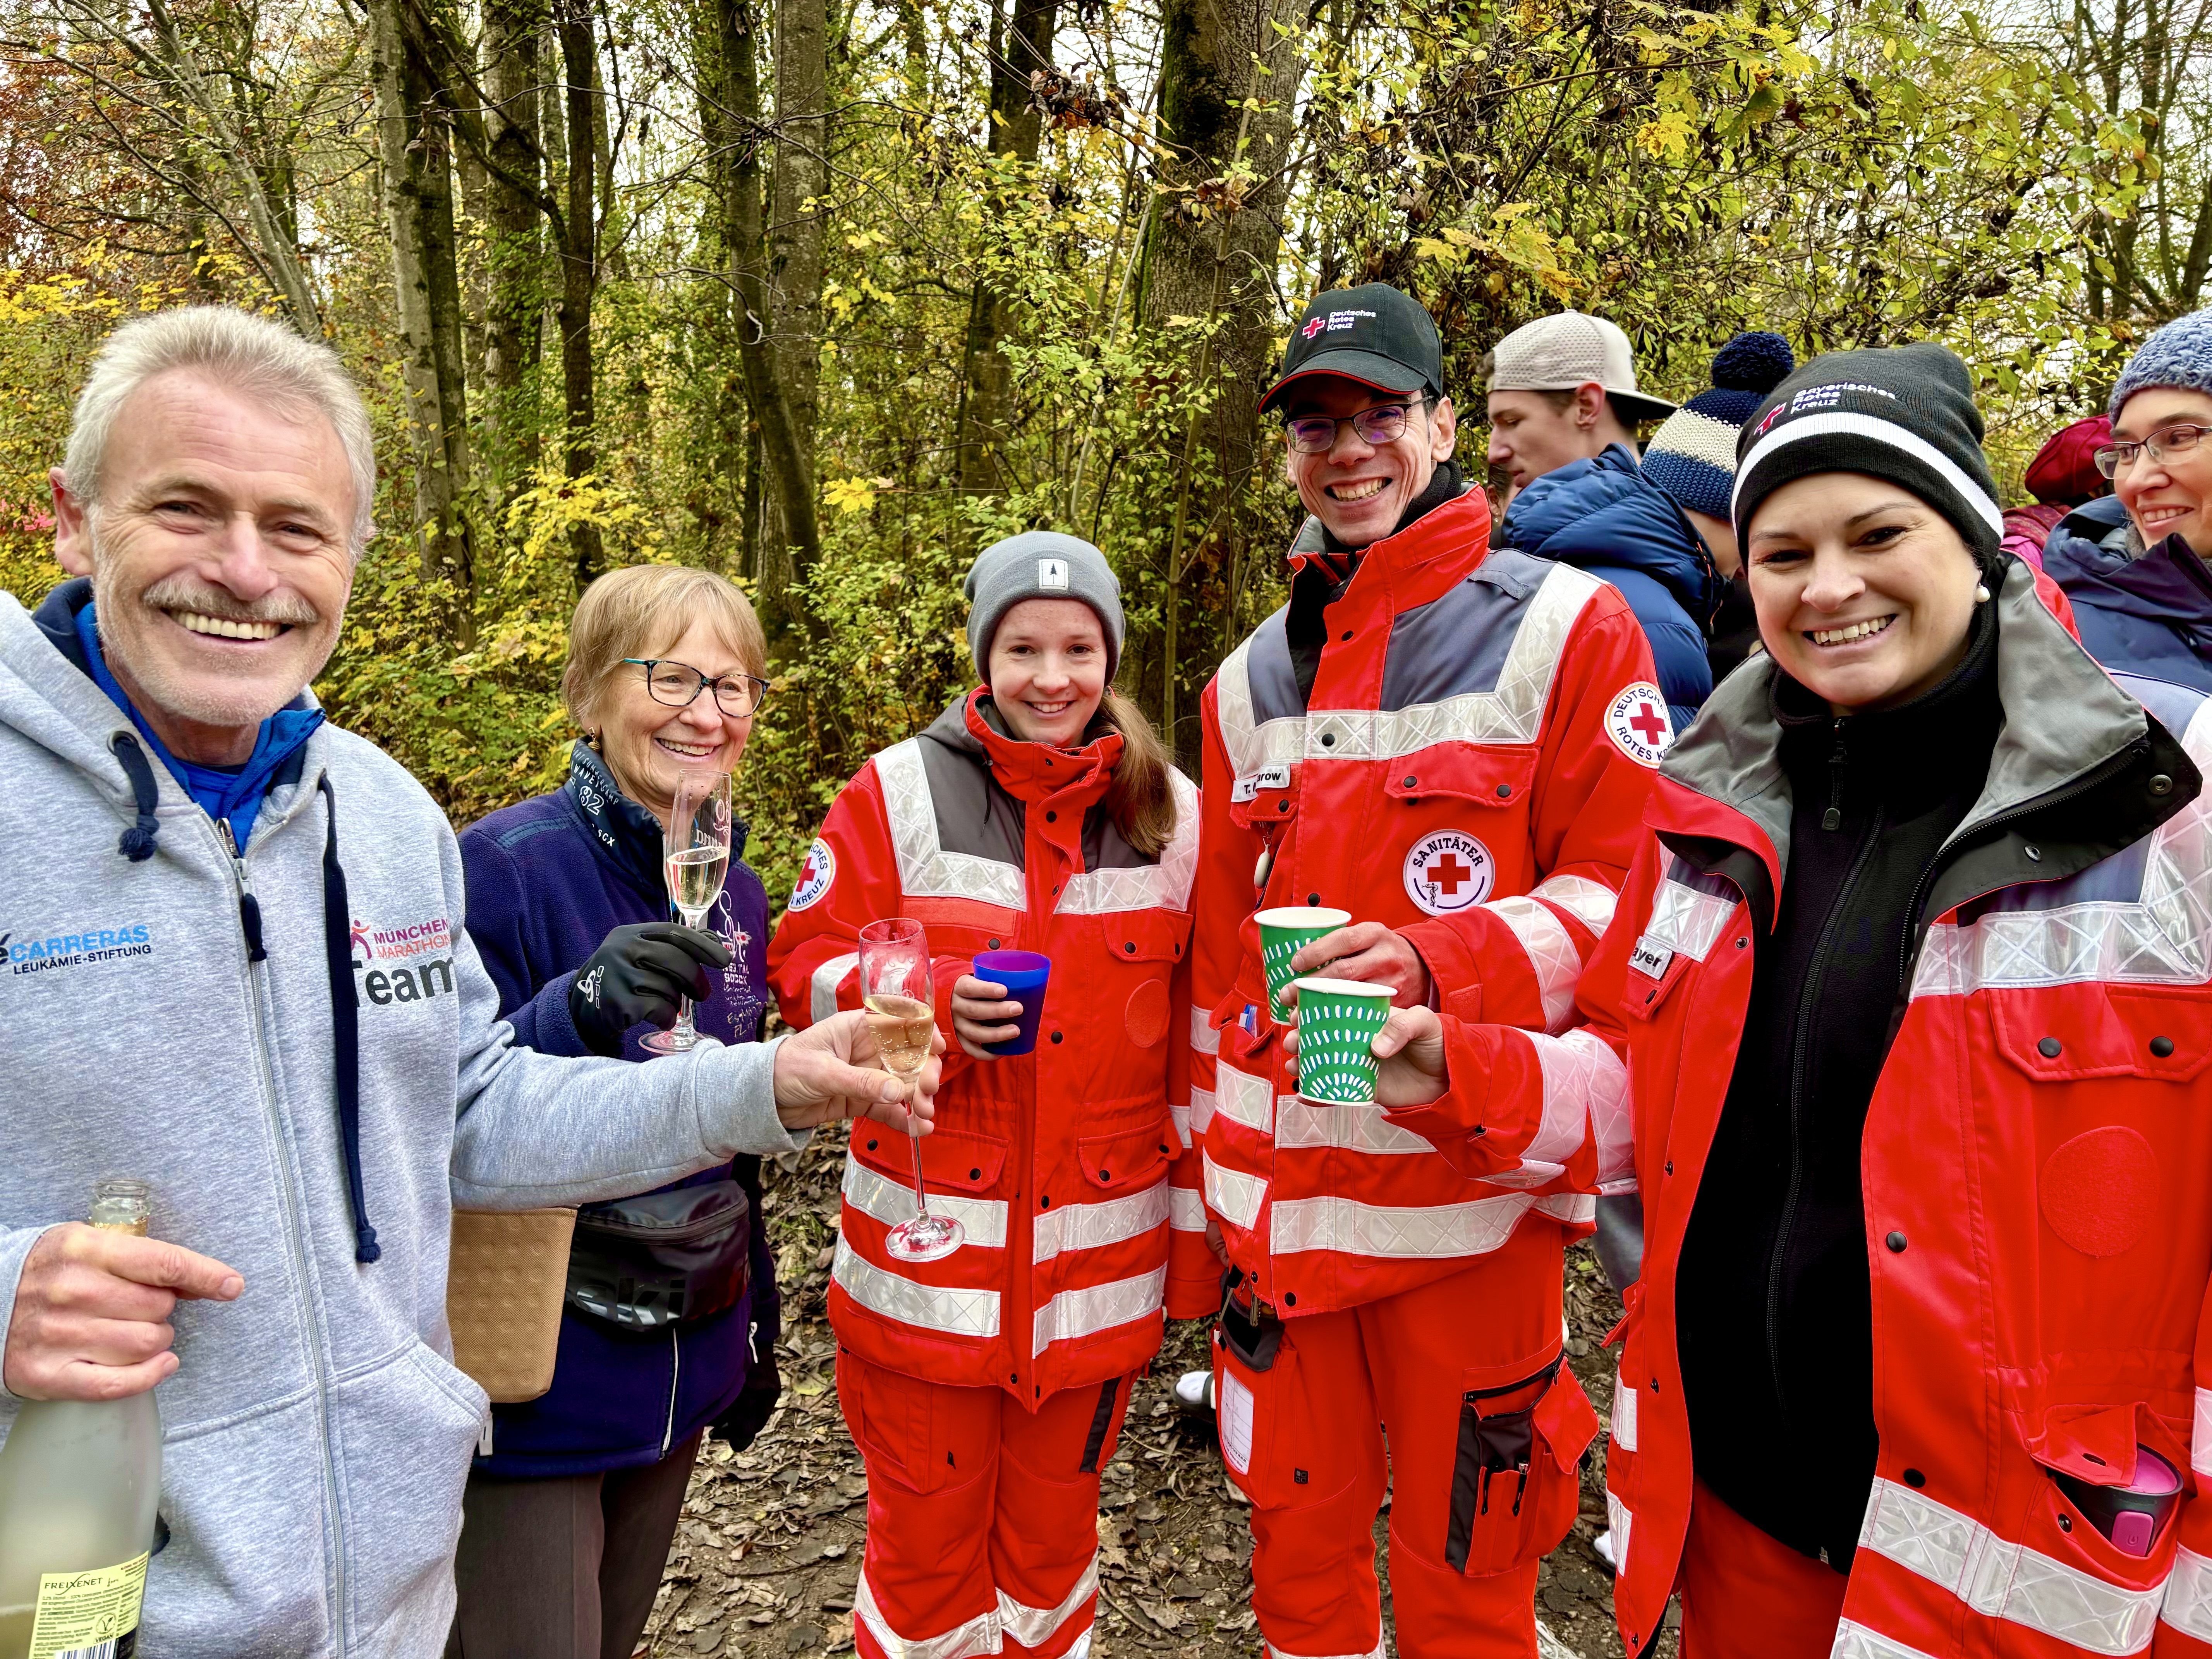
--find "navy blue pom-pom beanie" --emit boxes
[1642,331,1796,519]
[2109,305,2212,420]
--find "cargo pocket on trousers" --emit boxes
[1442,1355,1599,1576]
[1211,1297,1334,1511]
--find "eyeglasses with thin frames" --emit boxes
[1283,399,1429,455]
[2094,422,2212,479]
[625,658,774,720]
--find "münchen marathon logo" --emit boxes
[351,913,457,1006]
[2,922,156,979]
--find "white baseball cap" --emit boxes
[1487,310,1677,424]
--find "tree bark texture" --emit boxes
[953,0,1057,497]
[481,0,548,487]
[556,0,606,585]
[1134,0,1301,759]
[368,0,479,644]
[768,0,828,463]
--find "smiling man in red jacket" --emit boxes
[1183,286,1667,1658]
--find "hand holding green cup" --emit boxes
[1288,976,1397,1104]
[1257,906,1352,1025]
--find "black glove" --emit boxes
[568,922,733,1056]
[711,1345,784,1452]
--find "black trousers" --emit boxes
[443,1433,703,1659]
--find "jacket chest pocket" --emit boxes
[1992,985,2212,1081]
[1228,765,1299,835]
[1381,745,1539,920]
[1096,911,1189,1051]
[1076,1121,1173,1196]
[853,1126,1009,1194]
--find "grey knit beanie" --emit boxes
[2109,306,2212,420]
[964,531,1125,685]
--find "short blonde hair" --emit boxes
[562,565,769,734]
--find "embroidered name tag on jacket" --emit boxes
[1231,764,1293,804]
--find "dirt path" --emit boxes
[642,1128,1680,1659]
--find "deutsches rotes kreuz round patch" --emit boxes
[1604,683,1675,768]
[788,838,836,911]
[1403,830,1495,916]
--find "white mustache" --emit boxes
[139,575,321,628]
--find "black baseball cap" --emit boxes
[1259,284,1445,413]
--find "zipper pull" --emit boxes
[1822,720,1849,832]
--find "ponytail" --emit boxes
[1098,689,1180,855]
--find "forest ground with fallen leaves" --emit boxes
[641,1125,1683,1659]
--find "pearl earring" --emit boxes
[1973,584,1991,603]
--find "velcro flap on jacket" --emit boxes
[1383,744,1540,810]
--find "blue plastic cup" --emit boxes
[973,949,1051,1056]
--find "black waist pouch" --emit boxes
[565,1178,751,1333]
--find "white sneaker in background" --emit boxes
[1172,1368,1215,1412]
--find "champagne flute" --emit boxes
[859,917,963,1262]
[642,769,732,1055]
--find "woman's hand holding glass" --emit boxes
[950,976,1024,1057]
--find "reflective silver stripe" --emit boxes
[1215,563,1606,775]
[1532,872,1618,934]
[1605,1492,1633,1578]
[842,1153,1009,1250]
[1644,877,1736,962]
[1857,1476,2165,1653]
[1536,1192,1597,1226]
[1828,1622,1940,1659]
[1032,1180,1169,1264]
[2197,1387,2212,1480]
[999,1558,1099,1648]
[1188,1085,1216,1135]
[857,1565,1001,1659]
[1485,895,1582,1034]
[1275,1097,1433,1153]
[1271,1191,1546,1259]
[1203,1151,1266,1230]
[1034,1266,1167,1353]
[832,1238,1001,1339]
[1215,1064,1275,1134]
[876,739,1025,908]
[1169,1185,1206,1231]
[1059,771,1200,914]
[1609,1363,1636,1453]
[1190,1005,1219,1054]
[811,951,859,1024]
[1526,1028,1615,1170]
[1169,1101,1192,1150]
[2163,1546,2212,1639]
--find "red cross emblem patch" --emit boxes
[788,837,836,912]
[1402,829,1495,916]
[1604,683,1675,768]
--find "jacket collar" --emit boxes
[1652,554,2197,924]
[1285,485,1494,623]
[564,740,750,899]
[938,687,1122,811]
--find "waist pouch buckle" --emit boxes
[565,1177,751,1333]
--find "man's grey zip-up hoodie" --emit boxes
[0,586,810,1657]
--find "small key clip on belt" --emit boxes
[1218,1267,1283,1372]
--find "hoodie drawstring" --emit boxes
[318,776,380,1264]
[110,733,160,862]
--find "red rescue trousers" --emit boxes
[837,1350,1136,1659]
[1678,1480,1847,1659]
[1209,1223,1597,1659]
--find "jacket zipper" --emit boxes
[219,816,350,1654]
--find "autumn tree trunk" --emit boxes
[1133,0,1300,759]
[368,0,479,645]
[556,0,606,585]
[952,0,1057,497]
[482,0,548,491]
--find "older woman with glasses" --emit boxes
[443,565,783,1659]
[2044,305,2212,690]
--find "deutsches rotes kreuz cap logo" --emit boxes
[1604,683,1675,768]
[1403,830,1495,916]
[789,838,836,911]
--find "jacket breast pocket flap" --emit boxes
[1993,985,2212,1081]
[855,1126,1008,1193]
[1621,946,1695,1024]
[1106,909,1188,966]
[1228,766,1299,833]
[1077,1123,1172,1194]
[1384,745,1539,810]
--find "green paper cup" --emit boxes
[1291,976,1396,1104]
[1257,906,1352,1025]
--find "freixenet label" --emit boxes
[26,1550,147,1658]
[2,924,155,979]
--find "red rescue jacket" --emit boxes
[1393,563,2212,1656]
[768,692,1215,1408]
[1188,488,1666,1316]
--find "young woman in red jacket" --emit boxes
[768,532,1216,1659]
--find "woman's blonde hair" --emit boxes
[562,565,768,735]
[1097,688,1180,855]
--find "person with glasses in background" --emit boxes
[447,565,787,1659]
[2043,307,2212,690]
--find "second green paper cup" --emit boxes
[1291,976,1395,1104]
[1257,906,1351,1025]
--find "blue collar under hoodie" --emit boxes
[2042,493,2212,692]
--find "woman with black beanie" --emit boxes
[1329,342,2212,1656]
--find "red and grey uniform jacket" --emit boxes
[1187,487,1667,1316]
[1395,560,2212,1657]
[768,690,1215,1408]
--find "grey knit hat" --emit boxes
[2109,306,2212,420]
[964,531,1125,685]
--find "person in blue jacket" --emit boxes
[445,563,783,1659]
[2042,305,2212,692]
[1496,330,1796,730]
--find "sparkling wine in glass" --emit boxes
[643,769,732,1055]
[859,917,963,1262]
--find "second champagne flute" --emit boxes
[642,769,732,1055]
[858,918,963,1262]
